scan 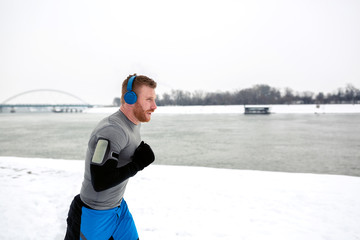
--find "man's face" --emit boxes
[133,85,157,122]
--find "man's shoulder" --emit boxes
[91,113,127,139]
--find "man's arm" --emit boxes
[90,141,155,192]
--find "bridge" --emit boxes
[0,89,94,113]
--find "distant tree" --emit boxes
[282,88,295,104]
[113,97,121,106]
[315,92,325,104]
[252,84,281,104]
[344,84,358,103]
[192,90,206,105]
[299,91,315,104]
[170,90,192,105]
[204,92,219,105]
[234,88,255,104]
[152,83,359,106]
[161,93,174,105]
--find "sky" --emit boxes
[1,0,360,105]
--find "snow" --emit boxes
[1,156,359,240]
[85,104,360,114]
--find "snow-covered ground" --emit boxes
[86,104,360,114]
[1,156,359,240]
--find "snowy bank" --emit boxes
[0,156,360,240]
[85,104,360,114]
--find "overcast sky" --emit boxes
[1,0,359,104]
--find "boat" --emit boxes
[244,106,271,114]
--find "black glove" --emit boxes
[131,141,155,171]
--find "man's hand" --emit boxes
[131,141,155,171]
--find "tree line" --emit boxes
[154,83,360,106]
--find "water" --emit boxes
[1,112,360,176]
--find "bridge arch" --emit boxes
[2,89,90,105]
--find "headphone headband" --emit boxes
[127,76,136,91]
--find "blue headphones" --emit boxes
[124,76,137,104]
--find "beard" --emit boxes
[133,102,152,122]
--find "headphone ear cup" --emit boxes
[124,91,137,104]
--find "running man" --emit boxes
[65,74,157,240]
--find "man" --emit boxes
[65,74,157,240]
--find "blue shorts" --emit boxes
[65,195,138,240]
